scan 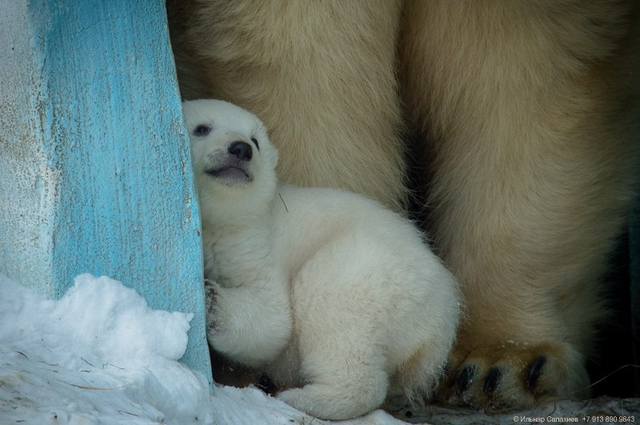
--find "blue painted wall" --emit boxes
[0,0,211,382]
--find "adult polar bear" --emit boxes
[168,1,640,409]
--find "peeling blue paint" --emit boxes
[0,0,211,383]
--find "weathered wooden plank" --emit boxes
[0,0,211,382]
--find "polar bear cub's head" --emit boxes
[183,99,279,223]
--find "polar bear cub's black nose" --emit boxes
[228,141,253,161]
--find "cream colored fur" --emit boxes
[170,0,407,212]
[184,100,460,420]
[400,0,639,405]
[169,0,639,409]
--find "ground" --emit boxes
[1,274,637,424]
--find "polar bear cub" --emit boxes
[184,99,460,420]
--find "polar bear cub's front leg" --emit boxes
[205,276,292,368]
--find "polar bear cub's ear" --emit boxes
[253,121,279,171]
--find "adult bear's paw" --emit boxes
[438,340,590,411]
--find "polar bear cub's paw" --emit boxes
[278,383,387,422]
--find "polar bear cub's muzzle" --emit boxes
[203,139,255,185]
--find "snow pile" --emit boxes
[0,274,210,424]
[0,274,407,425]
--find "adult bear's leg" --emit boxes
[400,0,639,409]
[168,0,407,211]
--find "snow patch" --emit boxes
[0,274,408,425]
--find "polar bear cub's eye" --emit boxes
[193,124,212,137]
[250,137,260,151]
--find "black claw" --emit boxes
[526,356,547,392]
[257,373,277,395]
[483,367,502,395]
[455,365,477,395]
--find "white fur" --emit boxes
[184,99,460,420]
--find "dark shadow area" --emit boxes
[589,232,639,397]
